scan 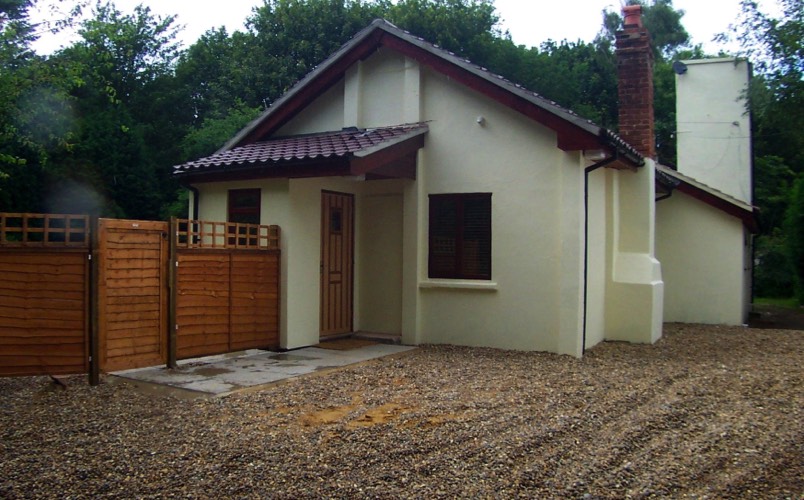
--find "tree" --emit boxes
[599,0,691,59]
[388,0,499,59]
[722,0,803,170]
[44,0,184,218]
[784,174,804,304]
[0,0,77,211]
[720,0,803,299]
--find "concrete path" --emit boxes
[112,341,416,397]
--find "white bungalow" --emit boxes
[174,8,755,356]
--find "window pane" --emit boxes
[461,196,491,278]
[230,191,260,209]
[228,189,261,224]
[429,196,458,278]
[428,193,491,280]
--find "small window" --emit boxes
[228,189,261,224]
[428,193,491,280]
[228,189,260,246]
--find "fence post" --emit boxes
[88,216,100,386]
[167,216,178,369]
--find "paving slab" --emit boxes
[112,342,416,397]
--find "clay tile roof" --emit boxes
[174,122,428,174]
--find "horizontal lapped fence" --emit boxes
[0,213,280,383]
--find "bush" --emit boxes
[784,175,804,305]
[754,230,795,299]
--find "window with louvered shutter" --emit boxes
[228,189,261,246]
[428,193,491,279]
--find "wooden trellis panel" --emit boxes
[0,214,90,376]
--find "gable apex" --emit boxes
[222,19,642,167]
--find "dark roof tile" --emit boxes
[174,123,428,174]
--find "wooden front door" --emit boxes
[320,191,354,337]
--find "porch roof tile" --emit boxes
[174,123,428,174]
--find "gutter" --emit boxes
[185,184,200,220]
[582,152,618,355]
[655,166,680,202]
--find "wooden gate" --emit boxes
[96,219,169,372]
[173,220,280,360]
[0,214,90,376]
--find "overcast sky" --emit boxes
[29,0,764,56]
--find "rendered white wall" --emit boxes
[360,49,406,128]
[656,191,747,325]
[275,80,346,136]
[676,59,752,204]
[358,191,404,334]
[604,163,663,344]
[415,66,577,354]
[585,167,608,349]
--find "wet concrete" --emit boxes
[112,342,416,397]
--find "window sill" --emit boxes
[419,279,498,291]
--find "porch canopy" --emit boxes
[173,123,428,183]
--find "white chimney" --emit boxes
[675,58,752,204]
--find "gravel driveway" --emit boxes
[1,324,802,498]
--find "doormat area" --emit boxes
[316,339,378,351]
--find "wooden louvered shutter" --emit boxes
[428,193,491,280]
[429,195,458,278]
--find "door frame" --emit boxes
[320,190,355,339]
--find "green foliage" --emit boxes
[784,174,804,304]
[723,0,803,170]
[38,0,184,218]
[753,296,800,307]
[755,155,796,231]
[388,0,498,57]
[180,101,260,160]
[599,0,691,60]
[0,0,78,210]
[160,187,188,219]
[0,0,730,226]
[1,0,34,19]
[722,1,803,300]
[754,229,796,298]
[517,40,618,128]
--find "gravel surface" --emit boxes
[1,324,802,499]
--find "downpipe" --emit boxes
[582,153,618,355]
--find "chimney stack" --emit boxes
[616,5,655,159]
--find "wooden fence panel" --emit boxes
[1,214,281,377]
[230,252,280,351]
[97,219,168,372]
[176,250,279,359]
[0,249,89,376]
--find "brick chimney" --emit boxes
[616,5,655,159]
